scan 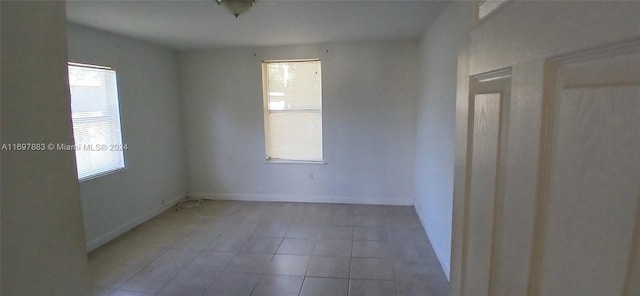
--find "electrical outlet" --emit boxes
[308,172,314,180]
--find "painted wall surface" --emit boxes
[179,41,418,205]
[414,1,472,279]
[0,2,90,294]
[67,25,187,250]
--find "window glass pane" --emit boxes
[267,112,322,161]
[68,64,125,179]
[478,0,507,20]
[267,61,322,110]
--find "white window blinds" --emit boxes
[263,60,323,162]
[68,63,125,180]
[478,0,508,20]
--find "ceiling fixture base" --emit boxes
[216,0,255,18]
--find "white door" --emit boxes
[454,2,640,296]
[533,46,640,296]
[463,75,511,296]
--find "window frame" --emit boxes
[68,62,127,181]
[475,0,511,25]
[261,59,325,164]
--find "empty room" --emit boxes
[1,1,639,296]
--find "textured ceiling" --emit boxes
[66,0,448,50]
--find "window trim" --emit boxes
[68,61,127,181]
[474,0,512,26]
[264,159,327,165]
[263,58,320,64]
[262,59,324,163]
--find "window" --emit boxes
[477,0,508,20]
[262,60,323,162]
[68,63,125,180]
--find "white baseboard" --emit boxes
[85,193,185,252]
[414,202,451,280]
[189,193,414,206]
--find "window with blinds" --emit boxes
[68,63,125,180]
[262,60,323,162]
[478,0,508,20]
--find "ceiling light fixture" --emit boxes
[216,0,255,18]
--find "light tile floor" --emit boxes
[89,201,448,296]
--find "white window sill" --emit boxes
[265,159,327,165]
[79,167,126,182]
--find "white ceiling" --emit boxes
[66,0,448,50]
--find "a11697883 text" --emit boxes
[1,143,129,151]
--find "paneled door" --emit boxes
[532,45,640,296]
[462,74,511,296]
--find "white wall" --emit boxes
[1,2,90,294]
[67,25,187,251]
[179,41,418,205]
[414,2,472,279]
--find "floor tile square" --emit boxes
[306,256,350,278]
[286,226,321,239]
[254,223,290,237]
[349,279,397,296]
[396,273,448,296]
[222,223,259,236]
[225,253,272,273]
[194,221,231,236]
[324,214,355,226]
[90,263,143,289]
[355,216,386,227]
[120,266,179,293]
[266,254,310,276]
[327,204,355,215]
[388,241,434,262]
[352,241,390,258]
[208,235,249,252]
[242,236,283,254]
[313,240,352,257]
[203,272,261,296]
[354,227,388,241]
[299,277,348,296]
[148,249,201,270]
[350,258,394,280]
[317,226,353,240]
[157,268,211,295]
[173,232,217,250]
[90,286,114,296]
[277,238,315,255]
[116,246,166,266]
[133,231,185,249]
[384,215,421,227]
[354,205,387,216]
[187,252,235,272]
[251,274,304,296]
[392,259,443,278]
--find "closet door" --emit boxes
[463,76,511,296]
[535,49,640,296]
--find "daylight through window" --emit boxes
[263,60,323,162]
[68,63,125,180]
